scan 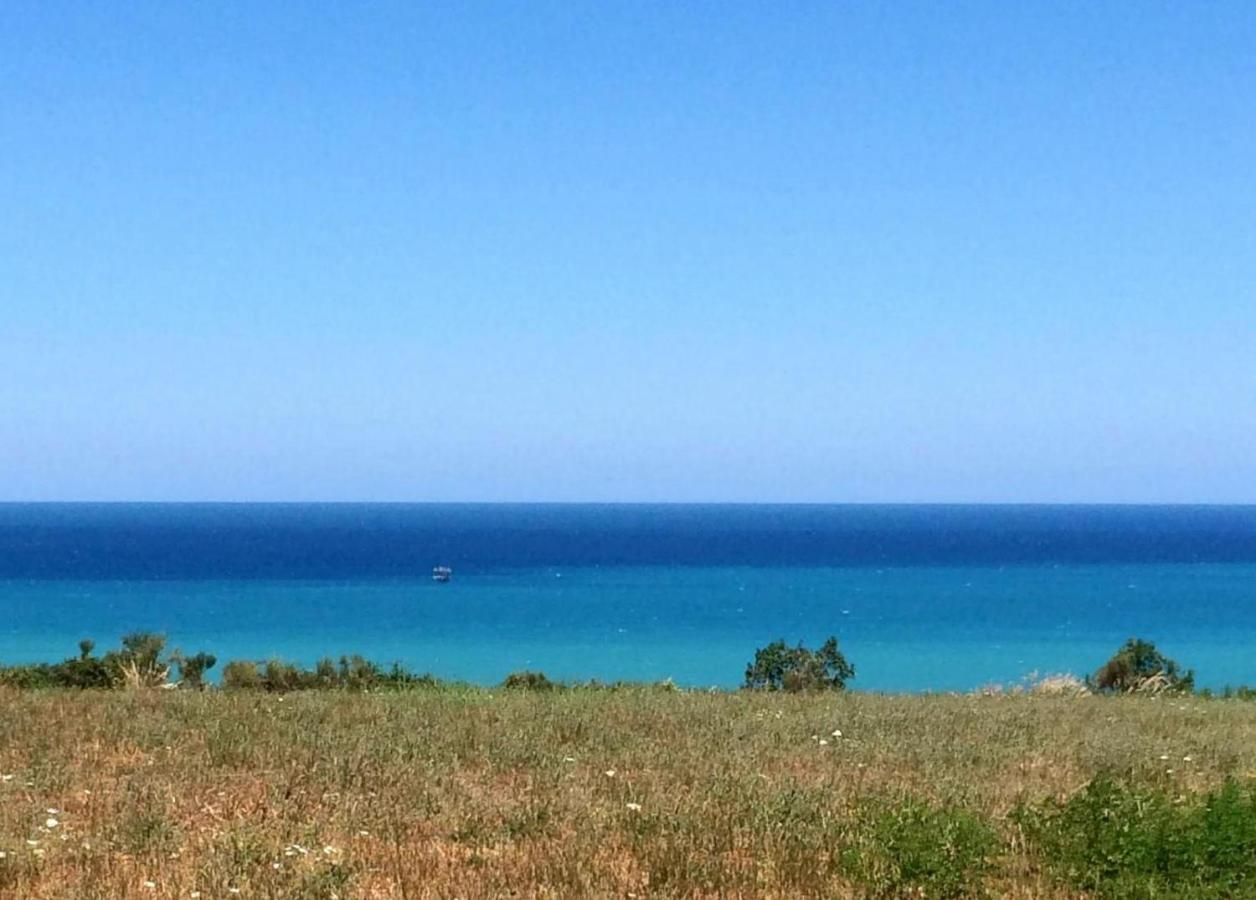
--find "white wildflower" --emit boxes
[832,729,842,738]
[1183,755,1193,762]
[323,845,337,855]
[604,769,616,778]
[1159,754,1170,760]
[45,818,59,829]
[562,756,576,763]
[625,802,642,812]
[142,881,156,890]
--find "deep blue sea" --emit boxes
[1,504,1254,691]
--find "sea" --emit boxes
[1,503,1254,692]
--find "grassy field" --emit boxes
[0,687,1253,898]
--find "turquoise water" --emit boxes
[2,563,1253,690]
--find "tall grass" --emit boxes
[0,689,1253,898]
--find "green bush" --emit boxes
[502,670,556,691]
[217,656,440,692]
[171,650,217,690]
[339,654,384,690]
[1092,638,1194,694]
[839,797,998,898]
[0,663,59,689]
[0,636,167,690]
[1016,776,1256,898]
[744,637,855,692]
[262,659,312,692]
[221,660,263,690]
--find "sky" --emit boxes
[2,2,1254,502]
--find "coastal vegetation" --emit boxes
[743,636,855,692]
[1,688,1254,898]
[0,634,1237,700]
[0,637,1254,896]
[1091,638,1195,694]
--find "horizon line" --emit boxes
[4,499,1256,508]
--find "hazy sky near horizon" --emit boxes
[3,2,1255,502]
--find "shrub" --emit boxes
[55,653,113,689]
[221,660,263,690]
[106,632,171,688]
[262,659,312,692]
[502,670,555,691]
[840,797,998,898]
[1092,638,1194,694]
[1016,776,1256,898]
[218,656,441,692]
[315,657,339,687]
[171,651,217,690]
[744,637,855,692]
[339,654,383,690]
[0,637,148,690]
[0,663,59,689]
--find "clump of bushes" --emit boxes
[839,797,998,899]
[502,670,555,691]
[1091,638,1194,694]
[220,655,440,692]
[1016,775,1256,897]
[0,634,215,690]
[113,632,172,688]
[744,637,855,692]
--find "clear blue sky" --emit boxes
[2,2,1254,502]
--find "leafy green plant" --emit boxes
[839,797,998,898]
[744,637,855,691]
[1091,638,1194,694]
[1016,776,1256,898]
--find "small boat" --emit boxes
[432,566,453,583]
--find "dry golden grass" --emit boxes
[0,687,1253,898]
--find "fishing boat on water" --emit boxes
[432,566,453,583]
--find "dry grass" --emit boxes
[0,687,1253,898]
